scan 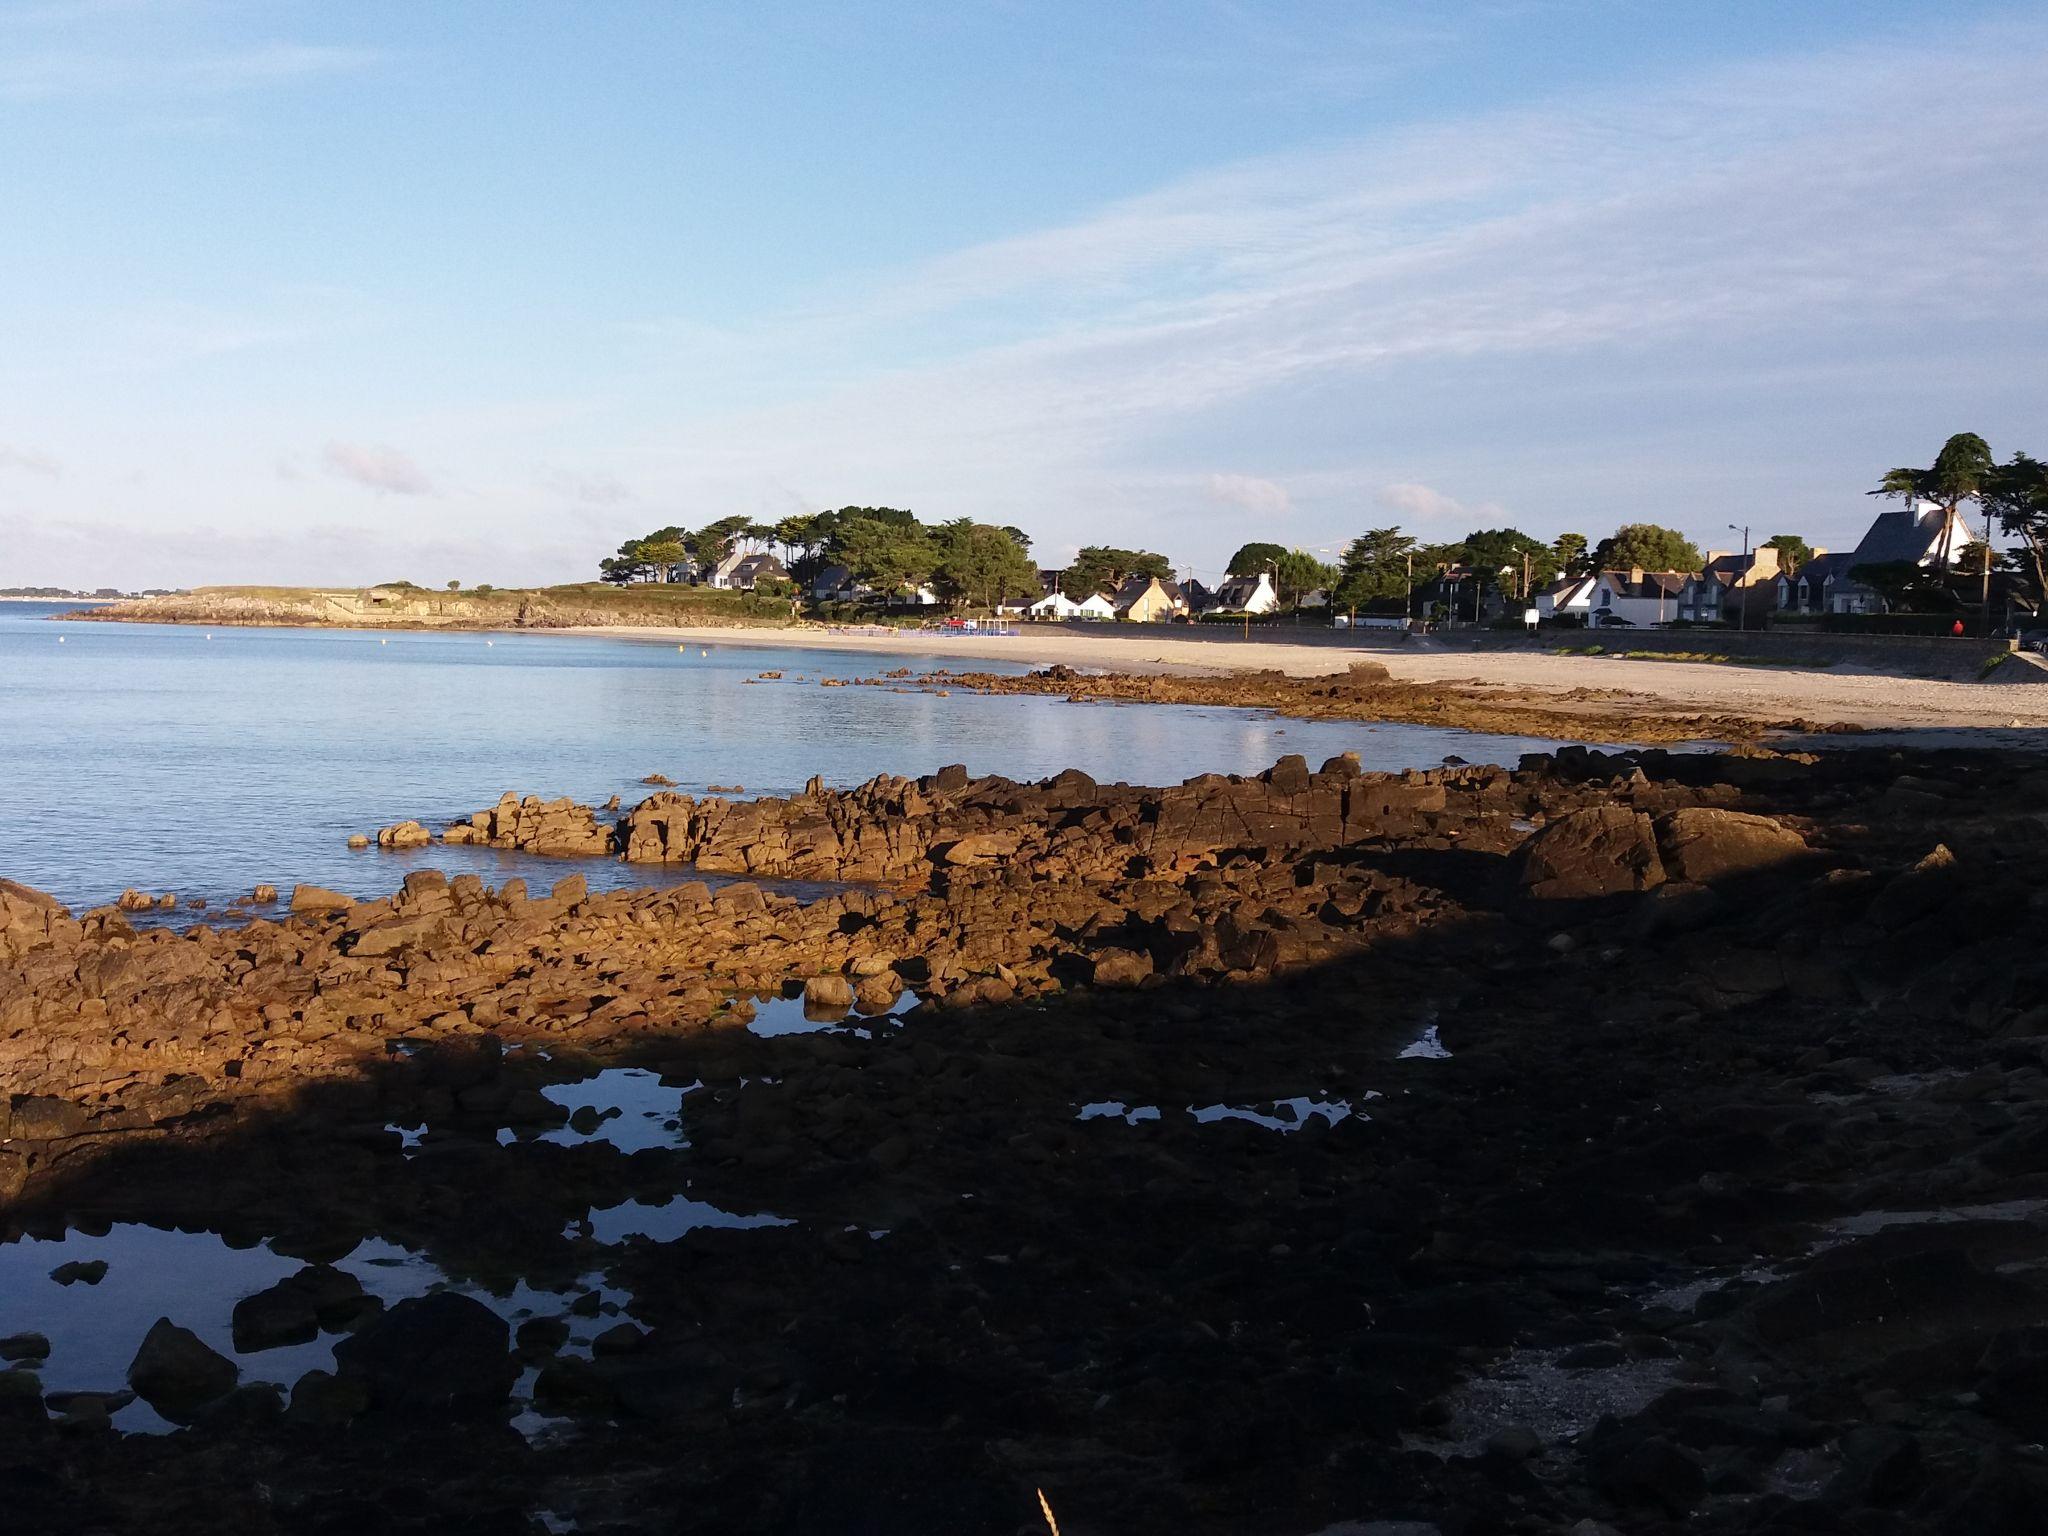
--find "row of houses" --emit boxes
[1533,504,1982,628]
[803,564,1290,619]
[638,547,794,591]
[1009,570,1282,622]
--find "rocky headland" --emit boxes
[3,746,2048,1533]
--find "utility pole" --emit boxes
[1982,510,1995,628]
[1727,523,1751,631]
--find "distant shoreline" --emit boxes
[42,592,2048,743]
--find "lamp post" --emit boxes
[1728,523,1751,631]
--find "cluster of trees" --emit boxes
[1222,542,1339,606]
[601,508,1041,609]
[1059,547,1171,601]
[1869,431,2046,612]
[591,434,2048,624]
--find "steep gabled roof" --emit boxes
[1596,570,1687,598]
[1212,572,1271,607]
[1792,551,1859,588]
[1850,507,1973,568]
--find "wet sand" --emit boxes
[568,623,2048,741]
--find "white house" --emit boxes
[725,552,787,591]
[1210,571,1279,615]
[1588,569,1686,628]
[706,548,751,589]
[1532,574,1596,624]
[1027,590,1087,619]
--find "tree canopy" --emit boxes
[1225,541,1288,577]
[1591,523,1704,573]
[931,521,1041,610]
[1061,546,1172,600]
[1269,550,1336,606]
[1458,528,1557,595]
[1552,533,1591,579]
[1332,528,1416,611]
[1985,451,2048,614]
[830,515,937,593]
[1872,433,1995,531]
[1762,534,1812,575]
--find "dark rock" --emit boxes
[591,1323,647,1357]
[49,1260,107,1286]
[0,1333,50,1363]
[231,1282,319,1352]
[1586,1432,1706,1517]
[1825,1425,1920,1506]
[534,1357,616,1416]
[515,1317,570,1358]
[332,1293,515,1418]
[127,1318,238,1422]
[286,1368,369,1427]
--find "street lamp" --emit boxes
[1728,523,1751,631]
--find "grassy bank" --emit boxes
[69,582,802,631]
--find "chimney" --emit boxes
[1628,565,1644,585]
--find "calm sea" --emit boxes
[0,603,1576,910]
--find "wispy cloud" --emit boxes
[323,442,433,497]
[0,42,375,103]
[1375,482,1501,523]
[1208,472,1290,516]
[623,21,2048,558]
[538,468,633,507]
[0,444,62,478]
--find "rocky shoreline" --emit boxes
[862,662,1816,745]
[4,746,2048,1533]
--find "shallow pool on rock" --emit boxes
[577,1193,796,1245]
[0,1225,628,1434]
[528,1067,694,1153]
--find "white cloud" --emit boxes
[1207,473,1290,516]
[0,444,61,477]
[323,442,433,497]
[537,468,633,507]
[1374,482,1489,522]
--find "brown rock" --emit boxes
[804,975,856,1012]
[290,884,357,914]
[1088,949,1155,987]
[1656,808,1808,884]
[1517,808,1665,900]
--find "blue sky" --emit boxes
[2,0,2044,588]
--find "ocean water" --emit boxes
[0,603,1576,910]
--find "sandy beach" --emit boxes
[568,623,2048,741]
